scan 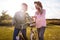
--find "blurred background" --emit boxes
[0,0,60,40]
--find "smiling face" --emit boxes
[34,4,41,11]
[34,1,43,12]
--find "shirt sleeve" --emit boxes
[42,9,46,16]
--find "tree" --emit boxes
[0,10,12,26]
[1,10,12,20]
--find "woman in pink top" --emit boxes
[33,1,46,40]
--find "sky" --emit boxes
[0,0,60,19]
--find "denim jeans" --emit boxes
[37,27,46,40]
[13,28,27,40]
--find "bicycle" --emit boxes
[16,22,34,40]
[30,22,39,40]
[16,22,38,40]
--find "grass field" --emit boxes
[0,25,60,40]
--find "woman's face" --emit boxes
[34,4,41,11]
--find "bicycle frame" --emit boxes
[16,22,37,40]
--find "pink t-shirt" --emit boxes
[35,9,46,28]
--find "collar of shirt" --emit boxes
[21,10,27,13]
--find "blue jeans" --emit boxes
[37,27,46,40]
[13,28,27,40]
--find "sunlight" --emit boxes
[0,0,60,19]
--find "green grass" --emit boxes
[44,25,60,40]
[0,25,60,40]
[0,26,14,40]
